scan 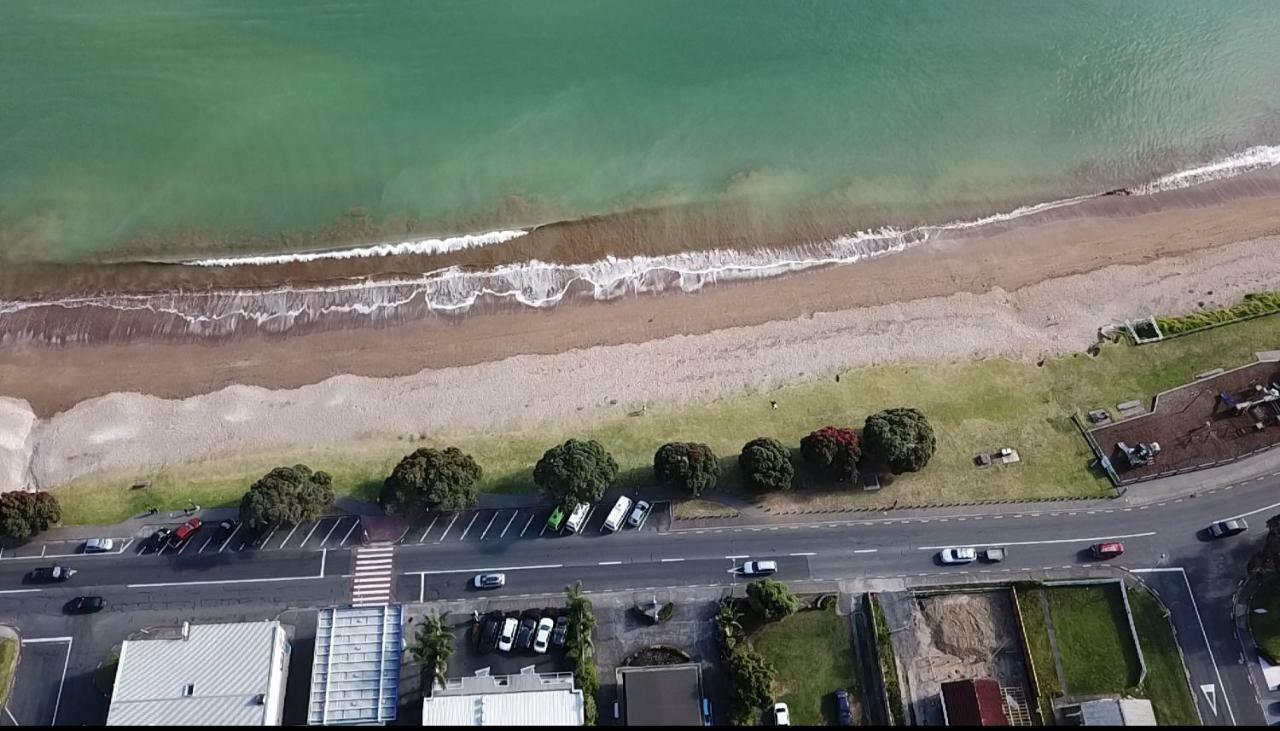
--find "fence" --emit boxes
[1041,578,1147,687]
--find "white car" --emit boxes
[627,500,652,528]
[473,573,506,589]
[82,538,114,553]
[497,617,518,653]
[533,617,555,654]
[772,702,790,726]
[938,547,977,564]
[741,560,777,576]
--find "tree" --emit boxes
[738,437,794,493]
[534,440,618,510]
[746,578,799,622]
[380,447,482,516]
[0,490,62,545]
[714,602,745,651]
[654,442,721,496]
[863,408,937,474]
[410,613,454,694]
[564,581,600,724]
[239,464,334,530]
[800,426,862,481]
[725,645,775,723]
[1250,514,1280,576]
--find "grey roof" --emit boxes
[422,669,584,726]
[618,664,704,726]
[307,604,403,725]
[106,621,287,726]
[1072,698,1157,726]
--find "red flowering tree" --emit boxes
[800,426,862,482]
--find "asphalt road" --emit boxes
[5,469,1280,725]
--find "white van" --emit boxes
[564,502,591,533]
[602,496,634,533]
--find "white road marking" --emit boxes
[129,572,326,587]
[278,523,301,548]
[917,531,1155,550]
[478,512,499,541]
[520,514,536,537]
[260,526,278,547]
[339,520,359,546]
[599,561,622,565]
[458,513,481,541]
[419,573,425,602]
[1177,568,1237,724]
[418,516,439,543]
[853,549,879,554]
[437,514,460,542]
[409,563,563,576]
[500,512,518,538]
[177,538,193,555]
[4,707,16,725]
[726,555,748,560]
[319,518,342,546]
[661,558,686,563]
[300,520,322,548]
[1221,499,1280,522]
[199,537,214,553]
[0,589,41,595]
[789,552,816,557]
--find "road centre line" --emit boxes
[789,552,816,557]
[129,574,326,588]
[20,636,73,643]
[661,558,686,562]
[0,589,41,595]
[409,563,563,576]
[599,561,622,565]
[853,549,878,554]
[917,531,1156,550]
[1222,499,1280,522]
[726,555,748,560]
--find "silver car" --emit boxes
[1208,518,1248,538]
[938,547,977,564]
[83,538,115,553]
[473,573,506,589]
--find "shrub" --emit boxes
[746,578,799,622]
[1250,514,1280,577]
[725,645,775,724]
[239,464,334,530]
[738,437,794,493]
[800,426,862,481]
[0,491,62,545]
[863,408,937,473]
[1156,291,1280,335]
[535,439,619,511]
[380,447,482,515]
[654,442,721,496]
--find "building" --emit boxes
[308,604,403,726]
[106,621,290,726]
[940,678,1009,726]
[421,667,585,726]
[615,664,705,726]
[1060,698,1157,726]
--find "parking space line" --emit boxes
[520,514,536,537]
[177,537,195,555]
[340,520,359,547]
[539,520,549,537]
[437,514,460,542]
[157,541,172,556]
[260,526,278,548]
[500,511,519,538]
[478,512,499,541]
[418,516,439,543]
[199,537,214,553]
[458,513,481,541]
[319,518,342,547]
[299,520,322,549]
[278,524,301,549]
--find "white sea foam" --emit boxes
[186,229,528,266]
[1134,144,1280,194]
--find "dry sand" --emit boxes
[2,233,1279,492]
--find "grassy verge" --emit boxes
[1013,586,1061,721]
[1250,575,1280,664]
[1128,587,1200,726]
[869,596,903,725]
[0,638,16,709]
[673,499,740,520]
[1044,585,1141,695]
[54,313,1280,525]
[752,606,858,725]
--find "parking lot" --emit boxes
[440,606,574,679]
[396,501,668,548]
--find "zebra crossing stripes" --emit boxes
[351,545,395,606]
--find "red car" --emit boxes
[1091,541,1125,559]
[169,517,203,545]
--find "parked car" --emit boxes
[603,495,634,532]
[26,565,76,584]
[147,527,172,551]
[938,547,977,564]
[516,616,538,651]
[772,702,791,726]
[701,698,713,726]
[477,614,503,654]
[1091,541,1125,559]
[497,617,518,653]
[533,617,555,653]
[546,506,567,532]
[218,519,240,536]
[1208,518,1248,538]
[980,547,1006,562]
[551,615,569,648]
[82,538,114,554]
[741,560,778,576]
[169,517,202,546]
[473,573,506,589]
[564,502,591,534]
[627,500,652,528]
[834,689,853,726]
[65,596,105,614]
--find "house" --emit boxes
[615,664,705,726]
[307,604,403,725]
[422,667,584,726]
[106,621,290,726]
[940,678,1009,726]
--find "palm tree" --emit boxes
[564,581,597,657]
[410,613,453,695]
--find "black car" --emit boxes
[834,689,853,726]
[65,596,106,614]
[551,615,569,648]
[148,528,172,551]
[26,565,76,584]
[218,519,240,536]
[477,616,502,654]
[515,617,538,652]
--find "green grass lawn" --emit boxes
[869,596,903,726]
[53,312,1280,525]
[1250,575,1280,664]
[1013,586,1062,722]
[752,606,859,726]
[0,638,16,708]
[1045,584,1142,695]
[672,499,740,519]
[1128,587,1201,726]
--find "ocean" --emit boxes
[2,0,1280,333]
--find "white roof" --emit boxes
[422,670,584,726]
[307,605,403,725]
[107,621,285,726]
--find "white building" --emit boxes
[422,667,585,726]
[107,621,290,726]
[307,604,403,725]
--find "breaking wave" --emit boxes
[187,228,528,266]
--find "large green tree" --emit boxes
[800,426,862,481]
[239,464,334,530]
[0,491,62,545]
[725,645,775,724]
[410,613,454,695]
[746,578,799,622]
[653,442,721,496]
[534,440,618,510]
[380,447,482,515]
[738,437,794,493]
[863,408,937,474]
[1250,514,1280,576]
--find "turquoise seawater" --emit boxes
[2,0,1279,260]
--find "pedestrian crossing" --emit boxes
[351,544,395,606]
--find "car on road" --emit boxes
[627,500,652,528]
[551,615,569,648]
[834,689,853,725]
[516,616,538,651]
[533,617,555,653]
[65,596,105,614]
[473,573,506,590]
[169,517,203,546]
[980,547,1006,562]
[497,617,518,653]
[1208,518,1248,538]
[26,565,76,584]
[741,560,778,576]
[1091,541,1125,559]
[772,702,790,726]
[938,547,977,564]
[477,613,503,654]
[82,538,115,553]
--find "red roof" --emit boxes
[941,679,1008,726]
